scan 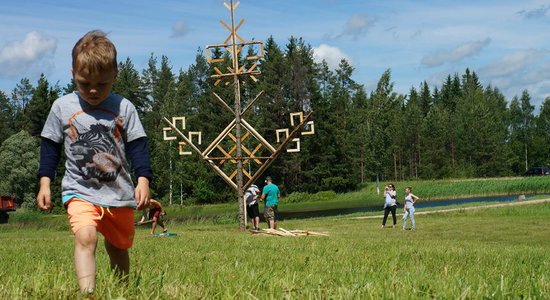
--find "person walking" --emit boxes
[381,184,397,228]
[138,199,168,235]
[402,186,420,230]
[36,30,152,295]
[261,176,280,229]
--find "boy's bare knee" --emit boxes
[75,226,98,248]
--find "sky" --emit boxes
[1,0,550,108]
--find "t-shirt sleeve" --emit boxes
[123,101,146,142]
[40,103,64,143]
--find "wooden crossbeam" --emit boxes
[244,111,313,188]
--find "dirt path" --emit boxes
[349,198,550,220]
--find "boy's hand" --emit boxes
[36,177,52,211]
[135,177,150,210]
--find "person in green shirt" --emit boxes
[261,176,280,229]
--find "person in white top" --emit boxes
[402,186,420,230]
[245,184,261,231]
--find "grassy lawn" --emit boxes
[1,201,549,299]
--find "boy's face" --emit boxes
[73,69,117,106]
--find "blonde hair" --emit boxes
[72,30,118,75]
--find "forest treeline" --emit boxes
[1,36,549,207]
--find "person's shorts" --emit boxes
[150,207,162,219]
[247,203,260,218]
[66,198,135,250]
[264,205,278,221]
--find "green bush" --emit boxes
[285,192,311,203]
[320,176,354,193]
[313,190,337,201]
[192,179,218,204]
[285,190,337,203]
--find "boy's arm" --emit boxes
[126,137,153,210]
[135,177,150,210]
[126,137,153,182]
[37,177,52,210]
[38,137,61,179]
[36,138,61,211]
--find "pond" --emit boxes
[278,193,544,220]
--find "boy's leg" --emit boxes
[96,206,134,278]
[74,225,98,293]
[151,217,158,234]
[158,218,168,232]
[105,240,129,276]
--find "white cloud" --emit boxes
[339,14,374,39]
[479,49,550,106]
[421,38,491,67]
[171,20,190,38]
[479,49,547,78]
[312,44,352,70]
[0,31,56,79]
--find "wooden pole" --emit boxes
[229,0,246,230]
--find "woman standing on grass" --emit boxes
[381,184,397,228]
[402,186,420,230]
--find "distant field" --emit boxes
[1,201,549,299]
[7,175,550,226]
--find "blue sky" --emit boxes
[1,0,549,108]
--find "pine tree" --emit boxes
[11,78,34,131]
[532,97,550,167]
[0,90,15,144]
[508,90,535,173]
[24,74,60,137]
[112,57,148,114]
[366,69,399,182]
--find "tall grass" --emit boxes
[1,202,550,298]
[367,176,550,200]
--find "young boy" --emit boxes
[36,30,152,295]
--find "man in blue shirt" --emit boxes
[261,176,280,229]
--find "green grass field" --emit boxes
[1,200,549,299]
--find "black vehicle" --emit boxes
[524,166,550,176]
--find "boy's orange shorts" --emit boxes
[66,198,135,250]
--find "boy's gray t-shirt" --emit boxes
[41,92,146,208]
